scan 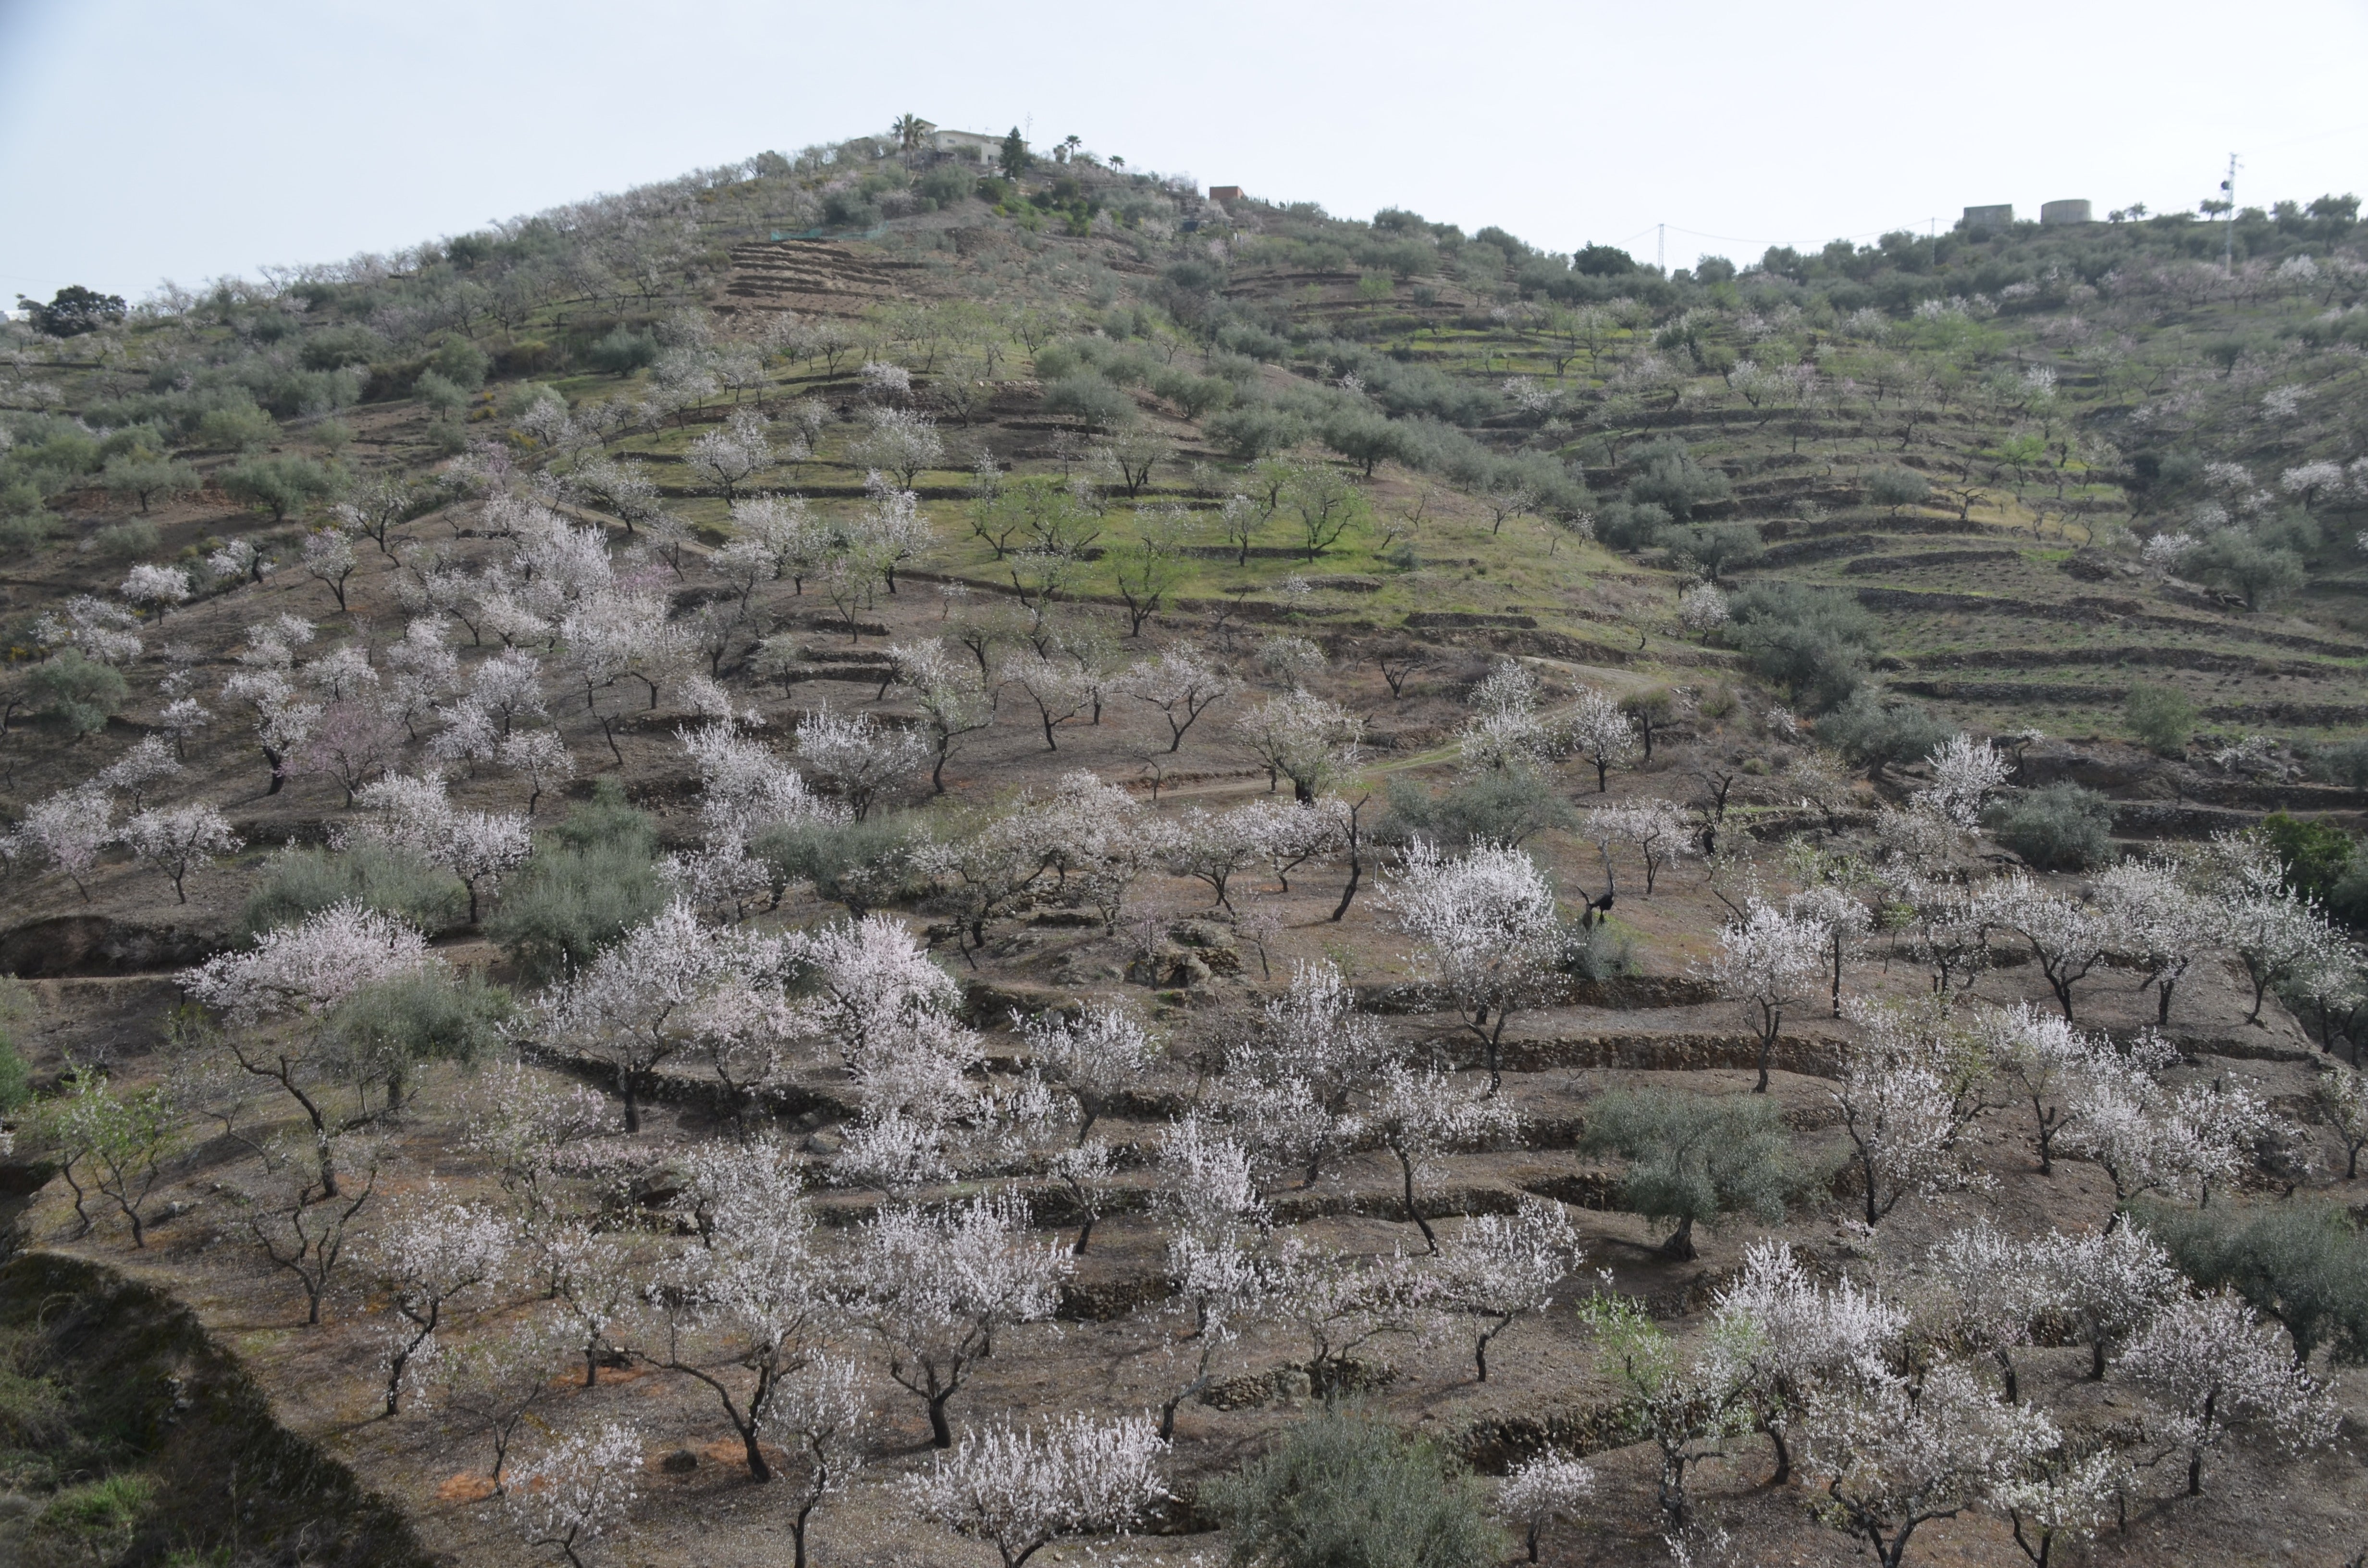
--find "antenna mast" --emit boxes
[2220,152,2241,272]
[1657,222,1665,274]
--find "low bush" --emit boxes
[1378,769,1575,849]
[2125,681,2195,755]
[1984,782,2116,870]
[1040,372,1135,430]
[1210,1410,1502,1568]
[486,782,666,982]
[26,650,128,739]
[1816,689,1949,774]
[1726,582,1879,710]
[239,840,469,939]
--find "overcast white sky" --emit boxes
[3,0,2365,309]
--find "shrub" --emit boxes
[2305,737,2368,790]
[1378,770,1575,849]
[589,327,658,376]
[27,650,128,738]
[1582,1087,1813,1259]
[193,399,278,452]
[749,817,918,918]
[239,840,469,939]
[325,970,512,1105]
[2136,1200,2368,1366]
[1210,1411,1502,1568]
[1041,373,1136,430]
[1624,438,1730,519]
[1864,466,1931,514]
[1727,583,1881,711]
[1207,403,1303,461]
[221,454,338,522]
[2125,681,2195,755]
[0,978,34,1113]
[90,520,160,559]
[2259,812,2356,904]
[486,782,666,983]
[0,513,54,554]
[1593,499,1671,550]
[2189,528,2305,610]
[1983,783,2116,870]
[916,165,973,206]
[426,336,491,391]
[1815,688,1948,773]
[1655,520,1763,580]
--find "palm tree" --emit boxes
[893,114,935,162]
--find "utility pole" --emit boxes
[2220,152,2240,272]
[1657,222,1665,274]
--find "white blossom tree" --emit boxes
[858,1193,1072,1447]
[2093,858,2215,1025]
[1712,899,1825,1092]
[1432,1195,1582,1381]
[1564,687,1638,792]
[1235,688,1363,804]
[1500,1452,1596,1563]
[540,899,792,1132]
[2056,1038,2270,1217]
[2034,1224,2181,1379]
[1801,1358,2058,1568]
[1383,839,1565,1090]
[119,562,192,616]
[1222,959,1397,1189]
[640,1139,834,1482]
[909,1413,1166,1568]
[1992,877,2120,1023]
[4,784,116,898]
[685,408,774,499]
[1706,1241,1907,1484]
[757,1353,872,1568]
[1922,1219,2066,1402]
[368,1190,514,1413]
[1368,1061,1518,1251]
[1830,1005,1993,1226]
[351,773,533,923]
[120,802,242,902]
[182,904,435,1194]
[426,1315,567,1493]
[794,706,929,818]
[1122,644,1230,752]
[497,729,576,815]
[1914,734,2010,828]
[2118,1290,2337,1495]
[506,1420,641,1568]
[1020,1001,1160,1142]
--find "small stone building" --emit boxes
[2039,198,2093,227]
[1209,185,1244,203]
[1962,204,2014,233]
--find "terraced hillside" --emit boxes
[1,127,2367,1568]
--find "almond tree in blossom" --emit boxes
[1705,1240,1906,1484]
[183,904,435,1195]
[2117,1290,2336,1495]
[908,1413,1167,1568]
[1382,839,1564,1091]
[506,1419,641,1568]
[640,1139,834,1482]
[858,1193,1071,1447]
[350,772,534,923]
[757,1353,873,1568]
[1432,1195,1582,1380]
[369,1190,514,1413]
[1801,1358,2058,1568]
[539,899,792,1133]
[1499,1452,1596,1563]
[1711,898,1825,1092]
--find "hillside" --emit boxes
[0,125,2365,1568]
